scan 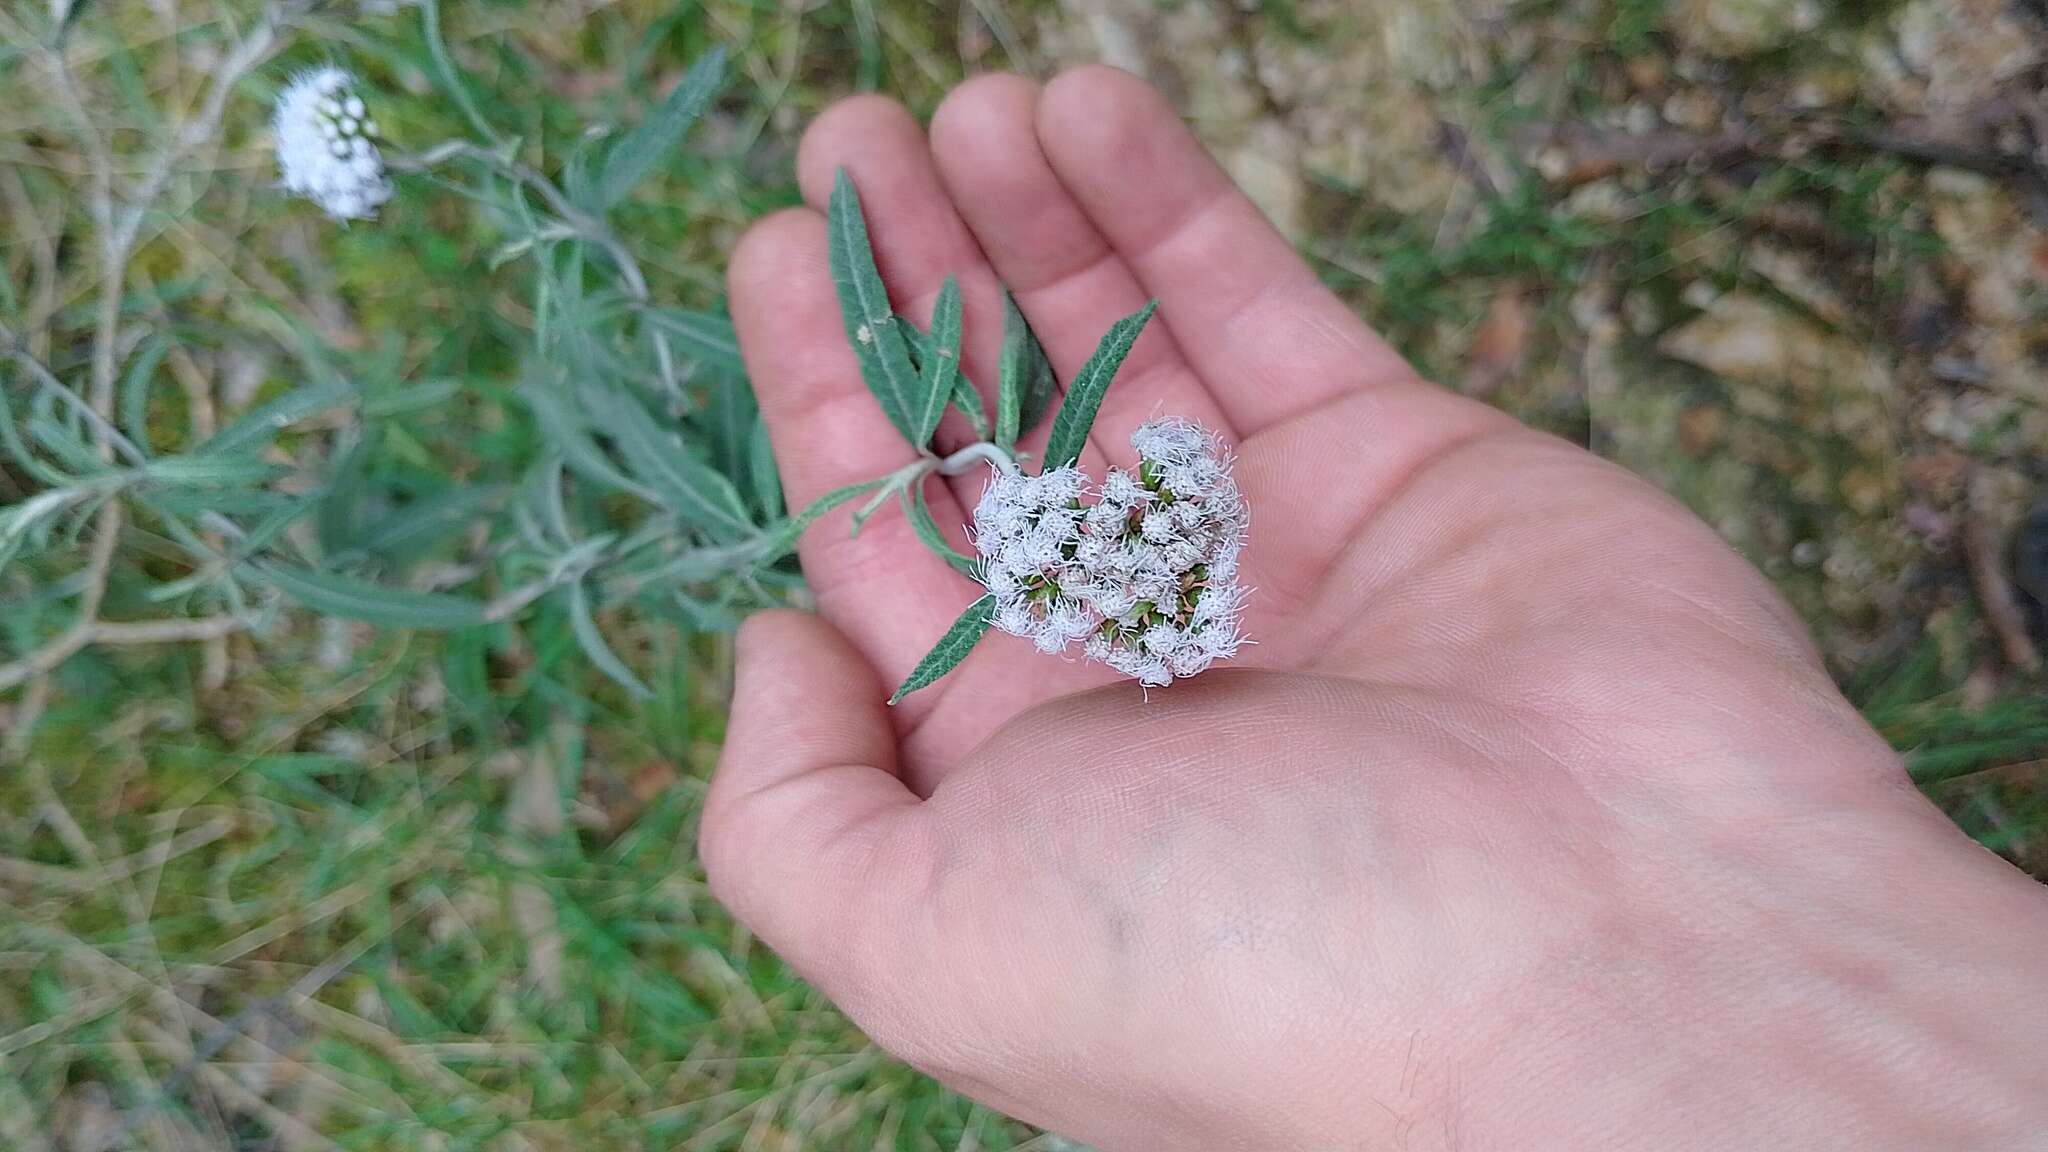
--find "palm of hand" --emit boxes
[701,68,2015,1151]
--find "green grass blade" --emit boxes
[596,46,726,208]
[826,169,926,447]
[256,562,489,629]
[995,289,1055,450]
[1041,300,1156,470]
[889,594,994,704]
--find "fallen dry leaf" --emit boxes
[1461,283,1532,398]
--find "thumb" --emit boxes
[698,609,927,999]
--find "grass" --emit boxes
[2,0,2043,1148]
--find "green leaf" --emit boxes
[901,480,978,579]
[901,320,985,436]
[748,418,783,519]
[698,367,757,482]
[950,373,989,440]
[643,307,746,376]
[256,562,489,629]
[596,46,725,208]
[912,276,963,446]
[568,580,652,700]
[0,378,76,488]
[755,477,886,566]
[826,169,926,448]
[349,485,503,564]
[203,378,357,457]
[118,334,169,449]
[996,289,1056,450]
[141,453,286,487]
[520,374,652,500]
[595,387,754,541]
[362,377,463,418]
[889,595,994,704]
[1041,301,1155,471]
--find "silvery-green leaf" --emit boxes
[362,377,463,418]
[901,480,978,579]
[596,46,725,208]
[748,417,783,519]
[28,395,102,474]
[950,373,989,440]
[596,387,753,541]
[203,377,357,456]
[826,170,926,448]
[912,276,963,446]
[349,485,502,564]
[520,374,653,500]
[118,334,169,449]
[569,579,652,699]
[256,562,489,629]
[0,379,74,487]
[996,289,1056,450]
[142,454,286,487]
[889,594,994,704]
[698,367,757,483]
[903,318,987,437]
[755,476,887,566]
[1041,301,1156,471]
[901,322,929,369]
[642,307,746,377]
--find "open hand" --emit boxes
[700,67,2048,1150]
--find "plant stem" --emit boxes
[936,441,1019,477]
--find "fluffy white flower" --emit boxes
[967,419,1248,688]
[274,67,392,221]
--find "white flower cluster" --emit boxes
[972,418,1247,687]
[273,68,391,221]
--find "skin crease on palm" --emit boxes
[697,66,2048,1150]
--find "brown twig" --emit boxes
[1963,515,2044,675]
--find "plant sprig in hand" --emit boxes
[811,172,1249,703]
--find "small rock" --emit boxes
[1667,0,1820,58]
[1891,0,2040,112]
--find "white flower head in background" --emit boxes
[972,418,1247,688]
[273,67,391,221]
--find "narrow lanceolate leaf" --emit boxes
[996,289,1056,450]
[901,481,979,579]
[597,389,754,541]
[826,169,926,448]
[521,378,655,501]
[256,562,489,629]
[568,580,653,700]
[904,319,988,438]
[754,476,887,566]
[202,378,357,456]
[747,418,784,519]
[912,276,963,446]
[890,594,995,704]
[950,373,989,439]
[596,46,726,207]
[643,306,746,376]
[1041,301,1156,470]
[142,454,287,488]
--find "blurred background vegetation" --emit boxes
[2,0,2044,1147]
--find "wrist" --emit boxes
[1292,799,2048,1152]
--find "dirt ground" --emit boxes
[1029,0,2048,693]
